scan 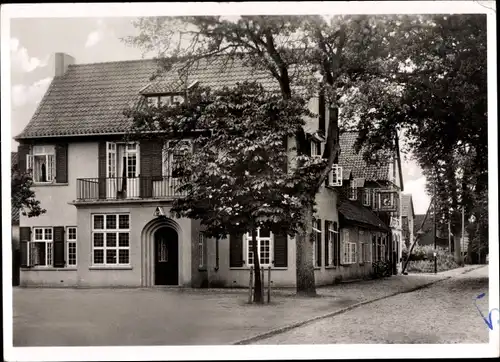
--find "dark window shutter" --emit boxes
[316,219,322,267]
[333,222,339,266]
[140,139,163,198]
[20,227,31,267]
[229,232,244,267]
[318,88,325,135]
[273,233,288,267]
[324,221,330,266]
[17,144,31,173]
[55,143,68,183]
[53,226,65,267]
[98,141,107,199]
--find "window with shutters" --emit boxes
[342,229,357,264]
[245,228,273,267]
[30,227,53,267]
[67,227,77,267]
[312,219,321,267]
[27,145,56,183]
[92,214,130,266]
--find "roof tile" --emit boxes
[339,200,390,232]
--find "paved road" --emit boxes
[254,266,490,344]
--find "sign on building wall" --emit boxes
[373,190,399,212]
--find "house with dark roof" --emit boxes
[401,194,415,249]
[338,131,404,274]
[15,52,390,288]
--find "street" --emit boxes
[254,266,490,344]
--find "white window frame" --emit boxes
[342,229,357,264]
[329,164,343,187]
[30,227,53,267]
[327,223,336,266]
[91,214,131,266]
[244,228,273,267]
[67,226,77,267]
[312,220,321,267]
[349,179,358,201]
[27,145,56,183]
[162,140,193,177]
[310,140,322,158]
[198,232,206,269]
[147,94,185,108]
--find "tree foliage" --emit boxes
[11,166,46,218]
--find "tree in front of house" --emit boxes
[126,81,321,303]
[124,15,417,295]
[11,164,46,218]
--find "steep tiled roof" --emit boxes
[339,200,390,232]
[338,131,390,181]
[401,194,414,218]
[11,152,18,167]
[16,56,292,140]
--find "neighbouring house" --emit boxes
[412,214,449,249]
[12,152,21,286]
[401,194,415,250]
[338,131,404,274]
[15,52,391,288]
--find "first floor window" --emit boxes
[67,227,77,266]
[28,145,56,183]
[349,179,357,200]
[92,214,130,266]
[199,233,206,268]
[245,228,272,267]
[31,227,53,266]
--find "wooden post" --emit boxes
[260,266,264,299]
[267,266,271,303]
[249,266,253,303]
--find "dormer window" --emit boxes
[311,140,322,158]
[147,94,185,108]
[349,179,357,201]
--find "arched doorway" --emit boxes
[154,227,179,285]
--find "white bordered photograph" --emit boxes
[1,1,498,361]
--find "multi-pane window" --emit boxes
[30,227,53,266]
[342,229,357,264]
[310,140,322,158]
[92,214,130,266]
[329,165,343,187]
[359,230,372,263]
[362,188,371,206]
[312,219,321,267]
[27,145,56,183]
[163,140,192,178]
[147,94,185,108]
[349,179,358,200]
[198,233,206,268]
[245,228,273,267]
[67,227,77,267]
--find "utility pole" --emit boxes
[433,181,437,274]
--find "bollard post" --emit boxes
[261,266,265,298]
[249,266,253,303]
[267,266,271,303]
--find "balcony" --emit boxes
[77,177,186,201]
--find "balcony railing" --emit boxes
[77,177,186,201]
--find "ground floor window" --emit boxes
[30,227,53,266]
[198,232,206,268]
[342,229,357,264]
[67,227,77,266]
[245,228,272,267]
[92,214,130,266]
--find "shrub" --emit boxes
[372,260,392,279]
[405,245,459,273]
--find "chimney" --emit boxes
[54,53,75,77]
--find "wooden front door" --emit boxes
[154,227,179,285]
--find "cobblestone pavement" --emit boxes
[13,265,484,346]
[254,265,490,344]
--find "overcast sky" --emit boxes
[8,16,430,214]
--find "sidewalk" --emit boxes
[13,265,485,346]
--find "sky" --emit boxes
[8,16,430,214]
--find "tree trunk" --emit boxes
[296,207,317,296]
[251,229,264,303]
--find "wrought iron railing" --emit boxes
[77,177,186,201]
